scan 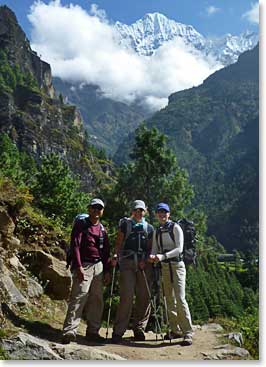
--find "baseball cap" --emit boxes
[89,198,105,208]
[156,202,170,212]
[132,200,146,210]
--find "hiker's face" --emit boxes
[88,205,104,219]
[132,208,146,222]
[156,209,170,224]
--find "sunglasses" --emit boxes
[91,205,104,210]
[156,209,168,213]
[133,208,145,212]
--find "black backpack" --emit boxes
[158,219,197,266]
[66,214,106,269]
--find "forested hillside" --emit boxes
[53,77,149,156]
[116,45,259,253]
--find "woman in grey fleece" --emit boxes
[149,202,193,346]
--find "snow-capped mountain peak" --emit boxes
[115,12,258,65]
[115,12,205,56]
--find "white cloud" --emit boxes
[89,3,107,20]
[206,6,221,16]
[242,2,259,25]
[28,1,220,111]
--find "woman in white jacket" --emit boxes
[149,202,193,346]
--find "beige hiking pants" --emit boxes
[113,259,152,336]
[161,261,193,337]
[63,261,103,336]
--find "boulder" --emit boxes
[0,332,62,360]
[0,332,126,360]
[201,323,224,332]
[9,255,26,271]
[0,208,20,250]
[0,208,15,236]
[4,236,20,248]
[0,265,28,305]
[21,250,71,300]
[203,345,250,360]
[27,277,44,298]
[52,343,126,360]
[223,332,243,346]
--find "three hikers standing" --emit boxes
[111,200,154,343]
[62,198,110,344]
[62,198,193,346]
[149,202,193,346]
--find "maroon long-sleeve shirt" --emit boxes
[71,219,110,272]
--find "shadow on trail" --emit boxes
[2,303,185,349]
[1,302,62,343]
[105,336,184,348]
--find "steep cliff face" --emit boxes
[0,5,113,191]
[0,6,54,98]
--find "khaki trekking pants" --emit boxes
[113,259,153,336]
[161,261,193,337]
[63,261,103,337]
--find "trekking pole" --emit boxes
[154,294,158,341]
[106,265,116,339]
[152,264,161,341]
[160,267,172,344]
[141,269,164,341]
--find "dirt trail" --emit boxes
[84,327,224,360]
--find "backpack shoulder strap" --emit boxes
[155,227,161,252]
[143,220,148,233]
[98,223,106,249]
[100,222,106,234]
[167,221,176,243]
[119,217,132,241]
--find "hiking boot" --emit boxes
[62,332,76,344]
[111,333,122,344]
[164,331,183,340]
[134,330,145,341]
[181,334,193,346]
[86,333,106,343]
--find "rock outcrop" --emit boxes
[0,5,114,192]
[0,261,28,305]
[0,207,20,250]
[0,332,126,360]
[20,250,71,300]
[0,6,54,98]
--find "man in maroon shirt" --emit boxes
[62,198,110,344]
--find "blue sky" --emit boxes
[0,0,259,39]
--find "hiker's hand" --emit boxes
[155,254,166,262]
[103,272,111,286]
[76,267,85,282]
[111,255,118,268]
[148,255,156,263]
[138,260,145,270]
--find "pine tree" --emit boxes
[0,133,23,184]
[32,153,90,224]
[104,125,193,223]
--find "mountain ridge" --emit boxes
[115,12,258,65]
